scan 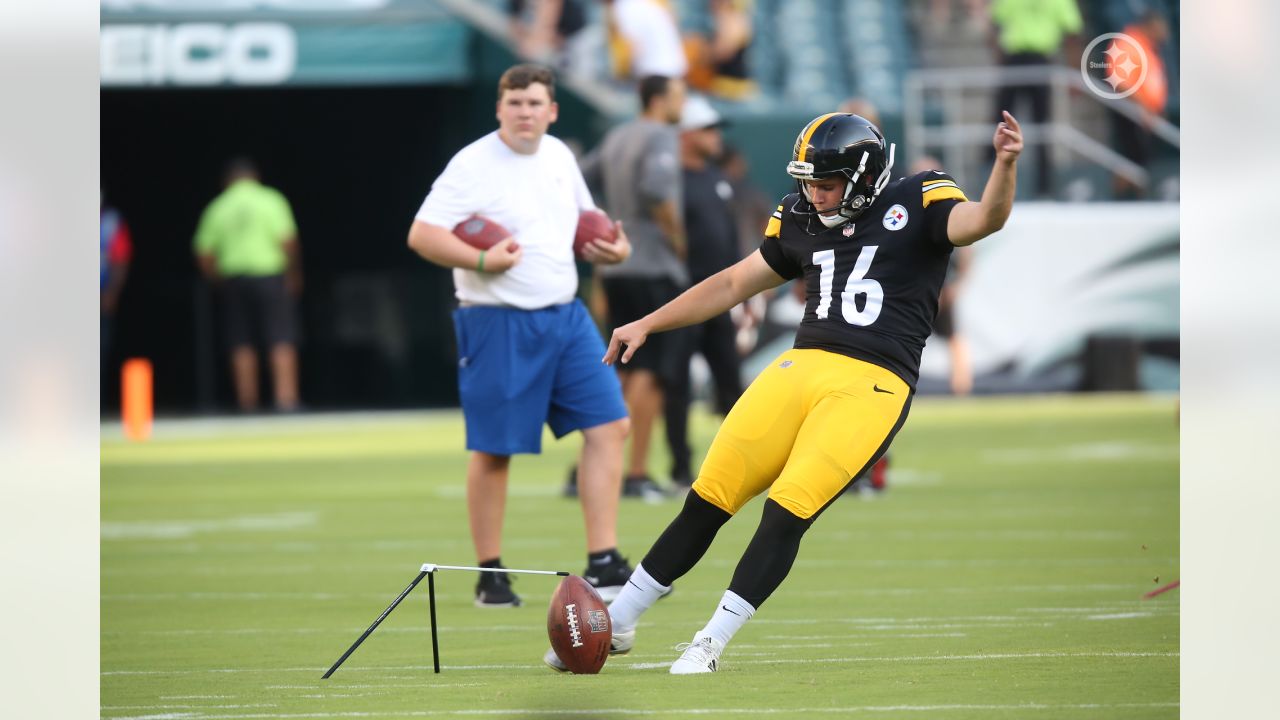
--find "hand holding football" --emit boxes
[453,215,515,251]
[574,209,619,259]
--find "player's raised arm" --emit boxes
[946,110,1023,246]
[604,250,786,365]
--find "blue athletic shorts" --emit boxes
[451,299,628,455]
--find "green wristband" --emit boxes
[477,250,486,273]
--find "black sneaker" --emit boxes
[622,474,667,502]
[582,555,633,603]
[474,567,521,608]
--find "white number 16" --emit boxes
[812,246,883,326]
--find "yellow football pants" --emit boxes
[691,348,912,520]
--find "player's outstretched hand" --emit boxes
[484,237,523,273]
[582,220,631,265]
[603,318,650,366]
[994,110,1023,162]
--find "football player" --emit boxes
[544,110,1022,674]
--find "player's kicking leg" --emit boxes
[669,499,806,673]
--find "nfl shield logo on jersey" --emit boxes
[883,204,908,231]
[842,224,856,237]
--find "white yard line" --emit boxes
[102,512,318,540]
[1087,612,1154,620]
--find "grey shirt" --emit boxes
[581,118,687,284]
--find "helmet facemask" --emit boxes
[786,113,896,234]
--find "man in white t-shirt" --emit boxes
[408,64,636,607]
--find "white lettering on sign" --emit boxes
[101,22,296,86]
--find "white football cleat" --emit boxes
[542,625,636,672]
[669,634,723,674]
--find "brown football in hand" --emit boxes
[546,575,611,674]
[453,215,513,251]
[574,209,618,259]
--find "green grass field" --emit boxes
[101,394,1179,719]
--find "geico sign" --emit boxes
[101,23,297,86]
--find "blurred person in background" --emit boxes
[194,157,302,413]
[685,0,758,101]
[579,74,687,500]
[100,191,132,372]
[408,64,637,607]
[718,145,772,262]
[1110,9,1170,200]
[922,0,993,32]
[664,95,747,491]
[932,246,975,395]
[989,0,1082,197]
[914,154,975,396]
[718,145,771,356]
[507,0,589,70]
[604,0,688,81]
[838,97,883,129]
[546,110,1023,674]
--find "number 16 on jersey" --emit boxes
[812,246,882,326]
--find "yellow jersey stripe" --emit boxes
[921,179,958,190]
[796,113,840,163]
[922,186,968,207]
[764,215,782,238]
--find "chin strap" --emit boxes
[838,142,897,222]
[874,143,896,195]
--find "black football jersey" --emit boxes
[759,170,968,387]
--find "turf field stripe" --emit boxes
[102,702,1181,719]
[768,632,969,639]
[100,580,1178,602]
[103,706,278,711]
[107,610,1175,638]
[101,651,1178,676]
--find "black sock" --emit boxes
[588,548,620,566]
[727,498,813,609]
[641,490,733,586]
[479,557,502,569]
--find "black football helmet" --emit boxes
[786,113,896,232]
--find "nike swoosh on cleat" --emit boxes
[873,385,894,394]
[721,605,740,616]
[585,576,600,585]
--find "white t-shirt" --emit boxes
[416,131,595,309]
[614,0,688,78]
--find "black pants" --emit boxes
[663,310,744,481]
[994,52,1051,195]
